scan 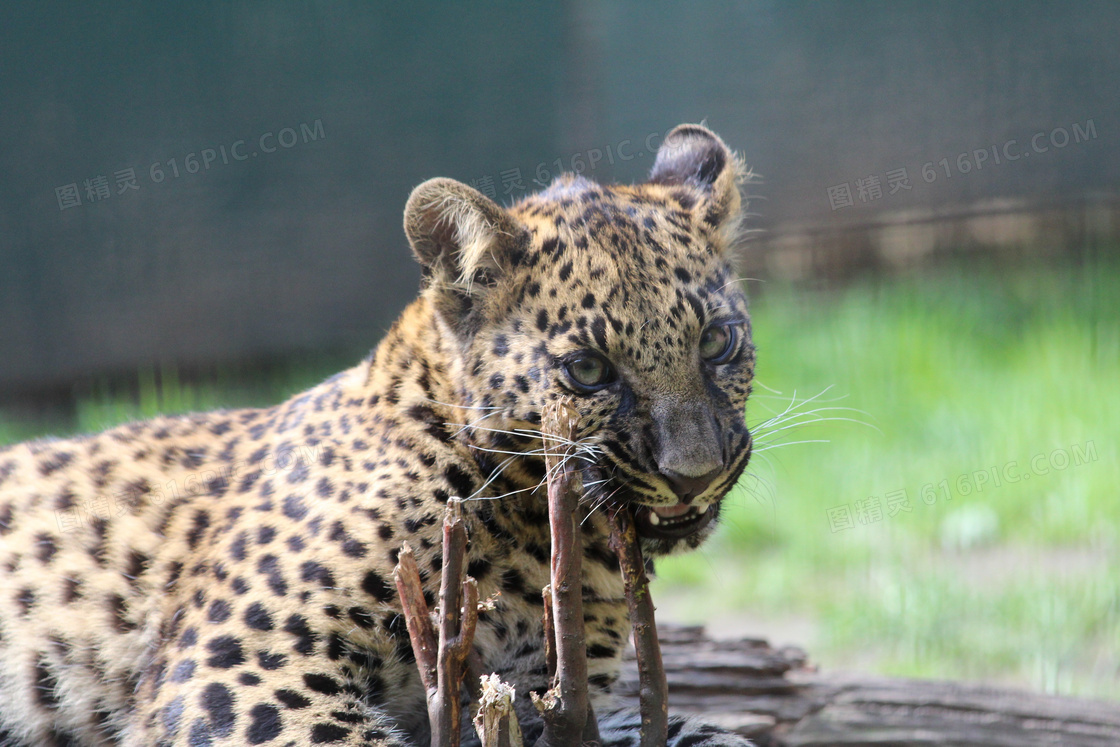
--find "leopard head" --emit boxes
[404,125,754,554]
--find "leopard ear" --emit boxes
[404,178,526,293]
[649,124,743,240]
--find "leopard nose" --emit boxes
[661,467,722,503]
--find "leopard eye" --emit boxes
[562,353,616,392]
[699,324,739,364]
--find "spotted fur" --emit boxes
[0,125,755,746]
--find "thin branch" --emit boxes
[531,399,599,747]
[609,506,668,747]
[434,500,477,747]
[394,501,479,747]
[393,543,437,691]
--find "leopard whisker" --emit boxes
[416,395,501,412]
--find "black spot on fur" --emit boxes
[32,657,59,709]
[245,704,283,746]
[54,489,75,512]
[283,614,317,656]
[282,494,308,521]
[38,451,73,476]
[245,602,274,631]
[590,316,608,350]
[303,672,342,695]
[178,627,198,650]
[205,636,245,669]
[87,516,109,565]
[347,607,375,629]
[186,509,211,550]
[274,689,312,709]
[286,460,309,484]
[467,557,491,581]
[125,549,149,585]
[171,660,196,683]
[325,631,347,660]
[207,599,232,624]
[257,650,286,670]
[443,464,474,498]
[200,682,236,737]
[361,571,393,603]
[35,532,57,564]
[257,554,287,597]
[328,521,367,558]
[491,335,509,357]
[331,710,364,724]
[229,532,248,562]
[310,723,350,743]
[300,561,336,588]
[161,696,185,737]
[108,593,136,631]
[16,587,34,615]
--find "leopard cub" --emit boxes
[0,124,755,746]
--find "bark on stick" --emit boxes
[609,505,669,747]
[394,500,478,747]
[532,399,599,747]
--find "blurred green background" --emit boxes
[654,251,1120,700]
[2,1,1118,704]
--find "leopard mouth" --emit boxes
[632,502,716,540]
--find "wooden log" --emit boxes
[613,625,1120,747]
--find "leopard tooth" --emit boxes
[648,511,661,526]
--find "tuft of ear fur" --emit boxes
[649,124,746,247]
[404,178,526,294]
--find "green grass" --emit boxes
[655,256,1120,700]
[2,256,1117,700]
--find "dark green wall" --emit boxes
[1,2,1117,394]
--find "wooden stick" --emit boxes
[473,674,524,747]
[394,500,478,747]
[531,399,599,747]
[394,542,437,691]
[609,505,668,747]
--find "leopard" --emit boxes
[0,124,756,746]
